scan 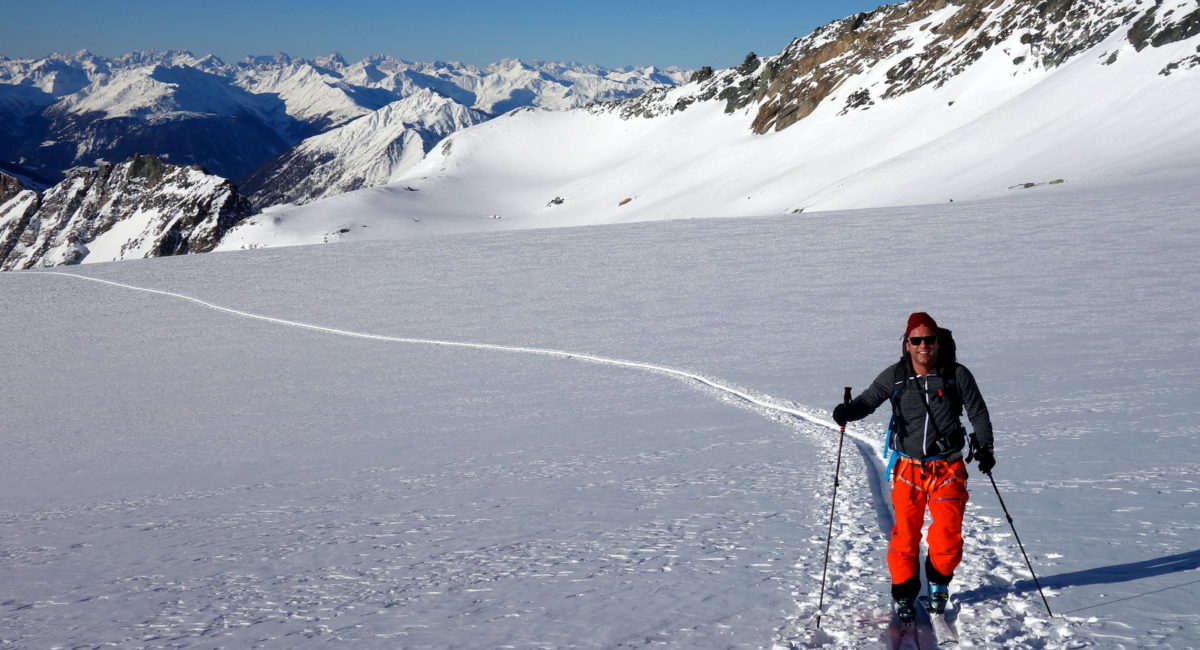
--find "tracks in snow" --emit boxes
[19,270,1078,648]
[26,270,863,439]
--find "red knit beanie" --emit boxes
[905,312,939,337]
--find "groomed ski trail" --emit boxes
[19,270,1086,649]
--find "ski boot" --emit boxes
[928,583,950,614]
[894,597,917,624]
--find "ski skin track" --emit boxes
[21,269,968,647]
[21,270,856,433]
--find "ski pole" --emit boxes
[816,387,851,629]
[986,471,1053,617]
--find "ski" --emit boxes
[886,615,922,650]
[919,597,960,647]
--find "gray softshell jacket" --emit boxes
[844,360,993,459]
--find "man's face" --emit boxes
[907,325,939,368]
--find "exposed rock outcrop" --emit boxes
[0,154,252,270]
[611,0,1200,134]
[0,171,27,205]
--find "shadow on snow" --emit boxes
[956,548,1200,612]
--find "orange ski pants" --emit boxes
[888,455,969,586]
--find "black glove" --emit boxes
[975,445,996,474]
[832,403,849,427]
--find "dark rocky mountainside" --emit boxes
[0,170,27,205]
[0,155,252,270]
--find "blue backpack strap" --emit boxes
[883,359,907,476]
[883,414,899,477]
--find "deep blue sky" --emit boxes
[2,0,890,69]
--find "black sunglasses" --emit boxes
[907,335,938,346]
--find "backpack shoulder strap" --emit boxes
[882,359,908,464]
[890,358,908,399]
[939,362,963,411]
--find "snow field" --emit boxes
[19,263,1058,648]
[0,297,817,648]
[5,174,1200,647]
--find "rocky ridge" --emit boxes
[0,155,252,270]
[0,170,27,205]
[611,0,1200,133]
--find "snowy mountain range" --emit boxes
[237,88,491,208]
[0,50,689,185]
[221,0,1200,251]
[0,50,687,267]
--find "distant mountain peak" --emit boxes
[238,88,491,208]
[319,52,348,66]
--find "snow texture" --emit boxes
[3,173,1198,648]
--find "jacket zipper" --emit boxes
[921,375,930,456]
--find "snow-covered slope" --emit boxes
[217,0,1200,251]
[231,54,388,135]
[3,174,1198,648]
[239,89,491,207]
[52,62,266,121]
[0,155,252,270]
